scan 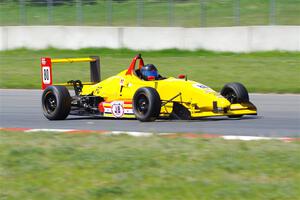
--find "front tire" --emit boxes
[42,85,71,120]
[133,87,161,122]
[221,82,249,118]
[220,82,249,104]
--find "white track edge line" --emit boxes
[1,128,299,141]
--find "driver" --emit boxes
[140,64,159,80]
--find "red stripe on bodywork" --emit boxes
[103,101,132,104]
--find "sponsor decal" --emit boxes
[120,78,125,86]
[193,83,209,89]
[124,109,134,114]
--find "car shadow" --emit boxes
[65,115,262,122]
[65,116,136,121]
[155,115,261,123]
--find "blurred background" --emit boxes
[0,0,300,91]
[1,0,299,27]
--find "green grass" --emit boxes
[0,48,300,93]
[0,131,300,200]
[0,0,299,27]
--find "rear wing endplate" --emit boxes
[41,56,100,90]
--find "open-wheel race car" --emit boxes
[41,54,257,122]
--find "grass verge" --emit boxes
[0,131,300,200]
[1,48,300,93]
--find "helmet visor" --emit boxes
[143,70,158,77]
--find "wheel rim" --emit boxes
[135,94,149,115]
[224,90,237,103]
[44,92,57,114]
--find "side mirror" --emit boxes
[178,74,186,79]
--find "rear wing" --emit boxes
[40,56,100,90]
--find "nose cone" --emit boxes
[185,81,231,109]
[157,78,231,110]
[217,97,231,108]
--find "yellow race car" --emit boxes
[41,54,257,122]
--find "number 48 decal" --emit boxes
[42,66,51,84]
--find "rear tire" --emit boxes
[220,82,249,118]
[133,87,161,122]
[42,85,71,120]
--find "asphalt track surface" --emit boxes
[0,89,299,137]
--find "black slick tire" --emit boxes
[170,102,191,120]
[220,82,249,104]
[133,87,161,122]
[220,82,249,118]
[42,85,71,120]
